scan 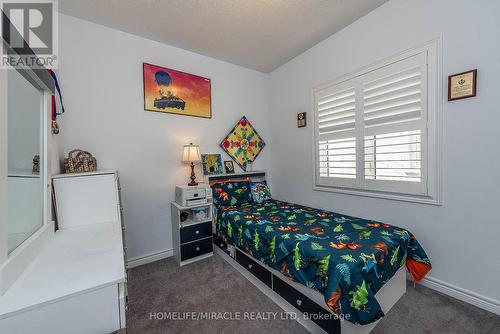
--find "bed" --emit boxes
[209,172,431,333]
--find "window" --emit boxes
[313,41,441,204]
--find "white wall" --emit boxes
[269,0,500,311]
[58,14,271,262]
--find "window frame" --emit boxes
[312,38,442,205]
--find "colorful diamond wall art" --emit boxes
[219,116,266,171]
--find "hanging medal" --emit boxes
[51,94,60,134]
[48,70,65,134]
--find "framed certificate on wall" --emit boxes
[448,69,477,101]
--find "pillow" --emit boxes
[250,181,272,204]
[212,181,253,206]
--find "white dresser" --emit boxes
[0,170,127,334]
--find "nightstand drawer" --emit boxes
[236,249,272,288]
[180,237,213,261]
[180,222,212,244]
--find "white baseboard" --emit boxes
[413,275,500,315]
[127,248,173,268]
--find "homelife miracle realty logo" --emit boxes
[1,0,58,69]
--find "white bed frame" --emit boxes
[209,171,407,333]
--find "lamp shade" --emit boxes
[182,143,201,163]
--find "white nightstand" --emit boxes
[171,201,214,266]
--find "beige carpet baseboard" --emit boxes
[419,275,500,316]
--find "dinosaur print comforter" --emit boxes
[215,199,431,325]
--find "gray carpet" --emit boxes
[126,254,500,334]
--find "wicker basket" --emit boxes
[64,149,97,173]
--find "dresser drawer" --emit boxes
[180,222,212,244]
[180,237,213,261]
[273,275,340,334]
[236,249,272,288]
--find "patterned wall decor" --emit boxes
[219,116,266,171]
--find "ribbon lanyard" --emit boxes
[48,69,65,119]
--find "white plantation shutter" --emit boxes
[315,82,358,187]
[362,53,427,194]
[319,137,356,179]
[362,54,426,134]
[317,85,356,141]
[314,45,439,200]
[365,130,422,182]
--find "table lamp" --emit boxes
[182,143,201,186]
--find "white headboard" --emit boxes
[207,170,266,184]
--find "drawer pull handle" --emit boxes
[248,264,253,269]
[296,299,302,307]
[196,247,200,251]
[195,230,200,235]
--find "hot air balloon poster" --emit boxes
[143,63,212,118]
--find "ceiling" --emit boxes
[58,0,387,73]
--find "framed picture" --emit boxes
[224,160,235,174]
[143,63,212,118]
[448,69,477,101]
[201,154,223,175]
[297,112,306,128]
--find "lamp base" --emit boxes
[188,162,198,186]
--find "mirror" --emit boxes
[7,69,44,253]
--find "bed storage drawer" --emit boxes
[272,275,340,334]
[235,249,272,288]
[180,222,212,244]
[180,237,213,261]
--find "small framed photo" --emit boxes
[201,154,223,175]
[224,160,235,174]
[297,112,306,128]
[448,69,477,101]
